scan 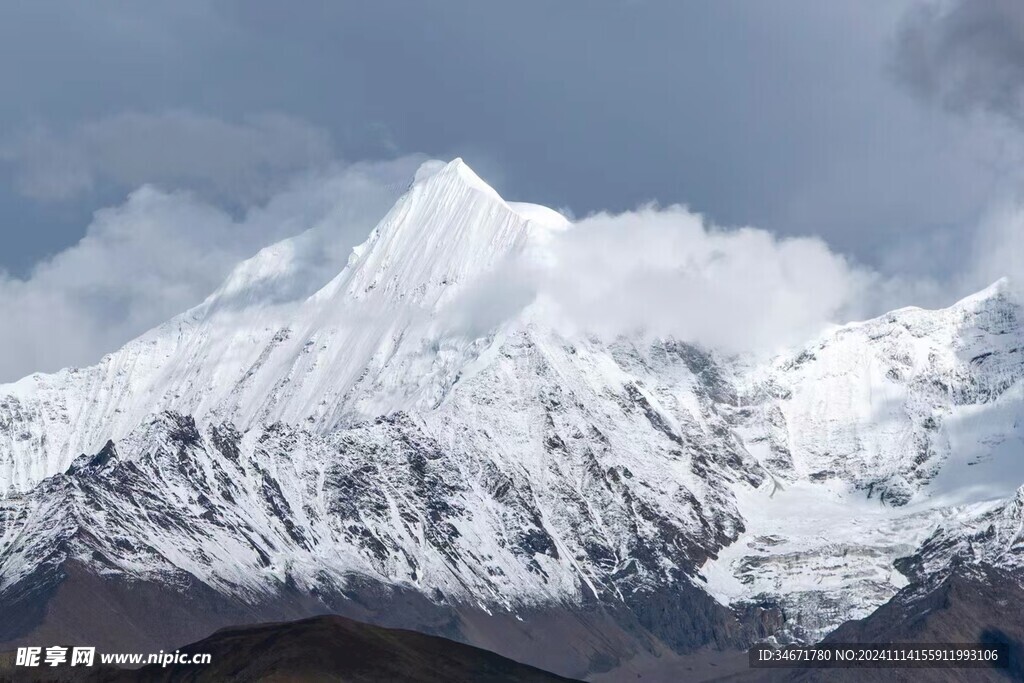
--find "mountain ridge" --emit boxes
[1,159,1023,679]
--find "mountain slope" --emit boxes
[756,280,1023,505]
[0,159,567,496]
[793,564,1024,683]
[701,278,1024,641]
[0,614,581,683]
[0,334,779,676]
[129,614,581,683]
[713,566,1024,682]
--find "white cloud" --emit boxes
[1,111,335,203]
[528,206,878,354]
[0,156,424,381]
[893,0,1024,126]
[445,198,1024,357]
[526,201,1024,354]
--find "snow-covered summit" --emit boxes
[320,158,540,306]
[0,159,572,494]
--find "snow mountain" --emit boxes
[0,159,568,492]
[1,159,1023,679]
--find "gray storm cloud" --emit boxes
[894,0,1024,124]
[1,112,336,203]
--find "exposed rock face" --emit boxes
[709,565,1024,682]
[0,357,776,678]
[794,565,1024,683]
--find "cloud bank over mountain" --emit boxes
[4,150,1021,384]
[0,157,422,380]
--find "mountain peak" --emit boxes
[412,157,502,201]
[321,158,533,307]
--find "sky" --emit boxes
[1,0,1023,380]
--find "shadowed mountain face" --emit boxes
[824,565,1024,647]
[0,552,776,681]
[715,565,1024,683]
[807,565,1024,683]
[131,615,580,683]
[0,614,580,683]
